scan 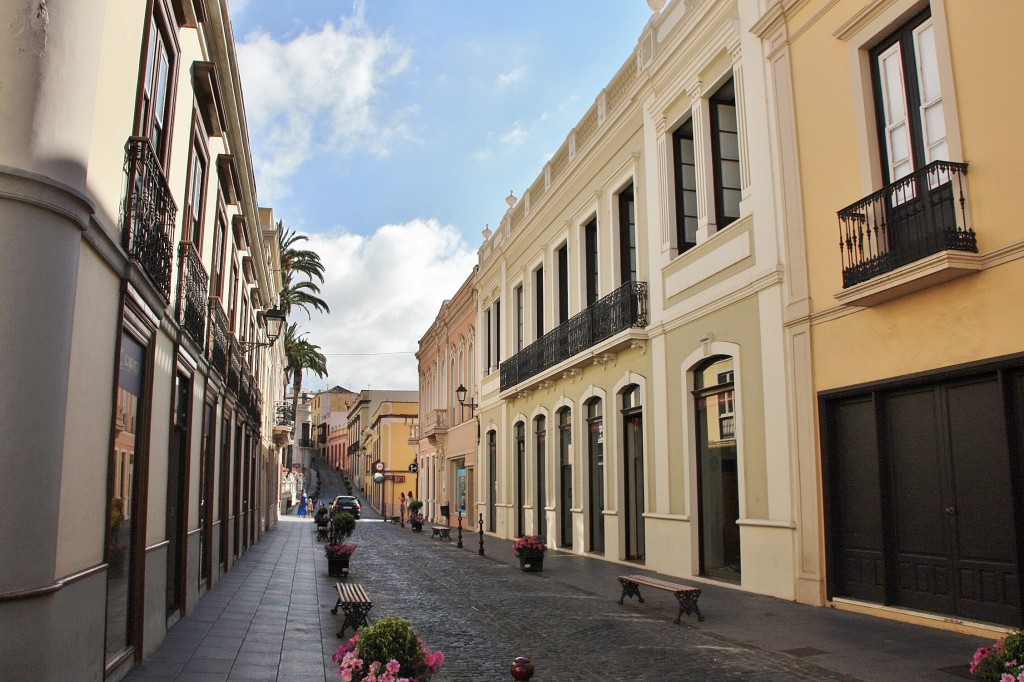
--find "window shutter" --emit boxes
[877,43,913,182]
[913,20,948,164]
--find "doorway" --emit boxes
[825,369,1022,625]
[587,398,605,554]
[695,357,740,581]
[622,385,645,560]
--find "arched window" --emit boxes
[534,415,547,539]
[693,355,739,580]
[515,421,526,537]
[585,398,604,554]
[557,407,573,548]
[621,385,644,560]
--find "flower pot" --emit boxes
[517,552,544,572]
[328,556,350,577]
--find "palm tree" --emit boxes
[284,323,328,463]
[280,268,330,318]
[278,222,329,318]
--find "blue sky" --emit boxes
[230,0,660,392]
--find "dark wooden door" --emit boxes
[827,372,1021,625]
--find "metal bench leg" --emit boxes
[337,603,373,638]
[617,578,644,605]
[673,590,705,623]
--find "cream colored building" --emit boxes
[0,0,286,677]
[472,0,817,604]
[762,0,1024,630]
[414,269,479,526]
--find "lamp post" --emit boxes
[239,306,286,351]
[455,384,478,419]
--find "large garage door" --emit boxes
[825,370,1022,626]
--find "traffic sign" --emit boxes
[409,463,419,473]
[374,461,385,473]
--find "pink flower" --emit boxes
[386,660,401,674]
[1001,674,1016,682]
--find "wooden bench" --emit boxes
[430,526,451,541]
[617,574,704,624]
[331,583,373,638]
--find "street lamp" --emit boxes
[239,306,286,351]
[455,384,477,418]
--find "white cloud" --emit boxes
[500,120,529,147]
[236,2,412,202]
[228,0,250,16]
[498,66,525,87]
[474,119,532,161]
[292,219,477,393]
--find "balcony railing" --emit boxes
[423,409,448,439]
[208,298,229,376]
[275,401,294,426]
[227,337,241,393]
[501,280,648,391]
[121,137,176,300]
[838,161,974,288]
[177,241,209,346]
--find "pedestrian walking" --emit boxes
[297,489,308,517]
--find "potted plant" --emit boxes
[325,543,358,577]
[333,616,445,681]
[970,629,1024,680]
[513,534,547,572]
[331,511,356,544]
[408,500,424,531]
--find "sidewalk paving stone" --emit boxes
[125,465,991,681]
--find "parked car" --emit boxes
[332,495,361,519]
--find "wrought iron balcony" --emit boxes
[227,337,241,394]
[297,438,315,448]
[500,280,648,391]
[248,382,262,419]
[177,241,209,346]
[838,161,974,289]
[208,298,229,377]
[121,137,176,300]
[275,401,294,426]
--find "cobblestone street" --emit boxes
[127,467,986,681]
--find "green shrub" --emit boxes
[331,512,356,540]
[356,617,422,674]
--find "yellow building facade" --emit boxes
[761,0,1024,629]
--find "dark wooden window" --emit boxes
[138,2,178,166]
[584,217,598,307]
[618,182,637,283]
[556,243,568,324]
[211,208,226,299]
[710,78,740,230]
[870,9,946,184]
[494,299,501,364]
[484,308,492,371]
[184,129,208,246]
[535,266,544,339]
[227,259,238,332]
[672,118,697,254]
[515,285,524,352]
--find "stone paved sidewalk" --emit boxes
[126,467,990,681]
